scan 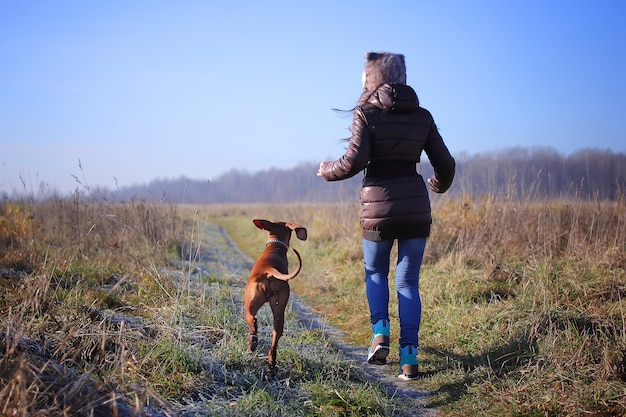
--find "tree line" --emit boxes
[103,147,625,203]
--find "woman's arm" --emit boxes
[318,107,371,181]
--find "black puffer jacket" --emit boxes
[319,83,455,241]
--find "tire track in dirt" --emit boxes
[199,223,437,417]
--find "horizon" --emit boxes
[3,145,623,197]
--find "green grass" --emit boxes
[2,197,625,416]
[0,200,410,416]
[198,200,626,416]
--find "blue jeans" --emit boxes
[363,237,427,348]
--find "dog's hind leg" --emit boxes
[267,292,289,367]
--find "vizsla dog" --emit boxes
[243,219,307,367]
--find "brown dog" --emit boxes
[243,219,307,367]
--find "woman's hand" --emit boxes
[316,162,324,177]
[427,176,442,193]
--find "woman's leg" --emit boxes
[362,238,394,324]
[363,238,394,364]
[395,237,427,348]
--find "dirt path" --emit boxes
[194,223,437,417]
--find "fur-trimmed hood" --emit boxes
[362,52,406,91]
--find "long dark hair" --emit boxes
[331,87,378,113]
[331,87,380,142]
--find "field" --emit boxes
[1,194,625,416]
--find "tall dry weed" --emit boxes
[428,194,625,269]
[0,195,184,416]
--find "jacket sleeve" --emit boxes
[319,107,371,181]
[424,122,455,193]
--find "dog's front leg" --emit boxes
[243,284,263,352]
[246,316,258,352]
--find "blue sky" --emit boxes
[1,1,625,195]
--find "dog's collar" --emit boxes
[266,238,289,249]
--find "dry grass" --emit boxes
[1,199,406,416]
[2,193,625,416]
[1,196,184,416]
[198,196,626,416]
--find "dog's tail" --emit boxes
[266,248,302,281]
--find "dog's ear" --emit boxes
[253,219,273,231]
[295,227,307,241]
[294,227,307,241]
[286,222,307,240]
